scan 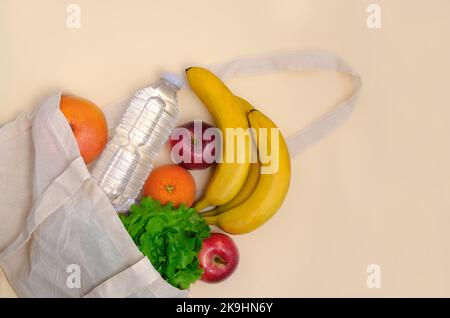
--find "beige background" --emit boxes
[1,0,450,297]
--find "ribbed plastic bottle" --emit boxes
[91,73,183,212]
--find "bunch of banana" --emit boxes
[186,67,291,234]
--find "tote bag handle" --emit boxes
[208,50,362,157]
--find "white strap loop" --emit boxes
[208,51,362,157]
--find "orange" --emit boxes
[143,164,196,208]
[60,95,108,164]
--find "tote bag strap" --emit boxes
[208,50,362,157]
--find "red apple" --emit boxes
[199,233,239,283]
[169,120,218,170]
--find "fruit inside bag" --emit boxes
[0,51,361,297]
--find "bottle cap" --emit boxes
[161,72,184,90]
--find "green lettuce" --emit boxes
[119,197,211,290]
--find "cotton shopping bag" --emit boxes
[0,51,361,297]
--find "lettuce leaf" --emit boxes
[119,197,210,290]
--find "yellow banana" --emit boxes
[235,96,254,113]
[201,161,261,217]
[186,67,252,211]
[200,96,258,217]
[203,109,291,234]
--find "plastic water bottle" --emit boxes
[92,73,183,212]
